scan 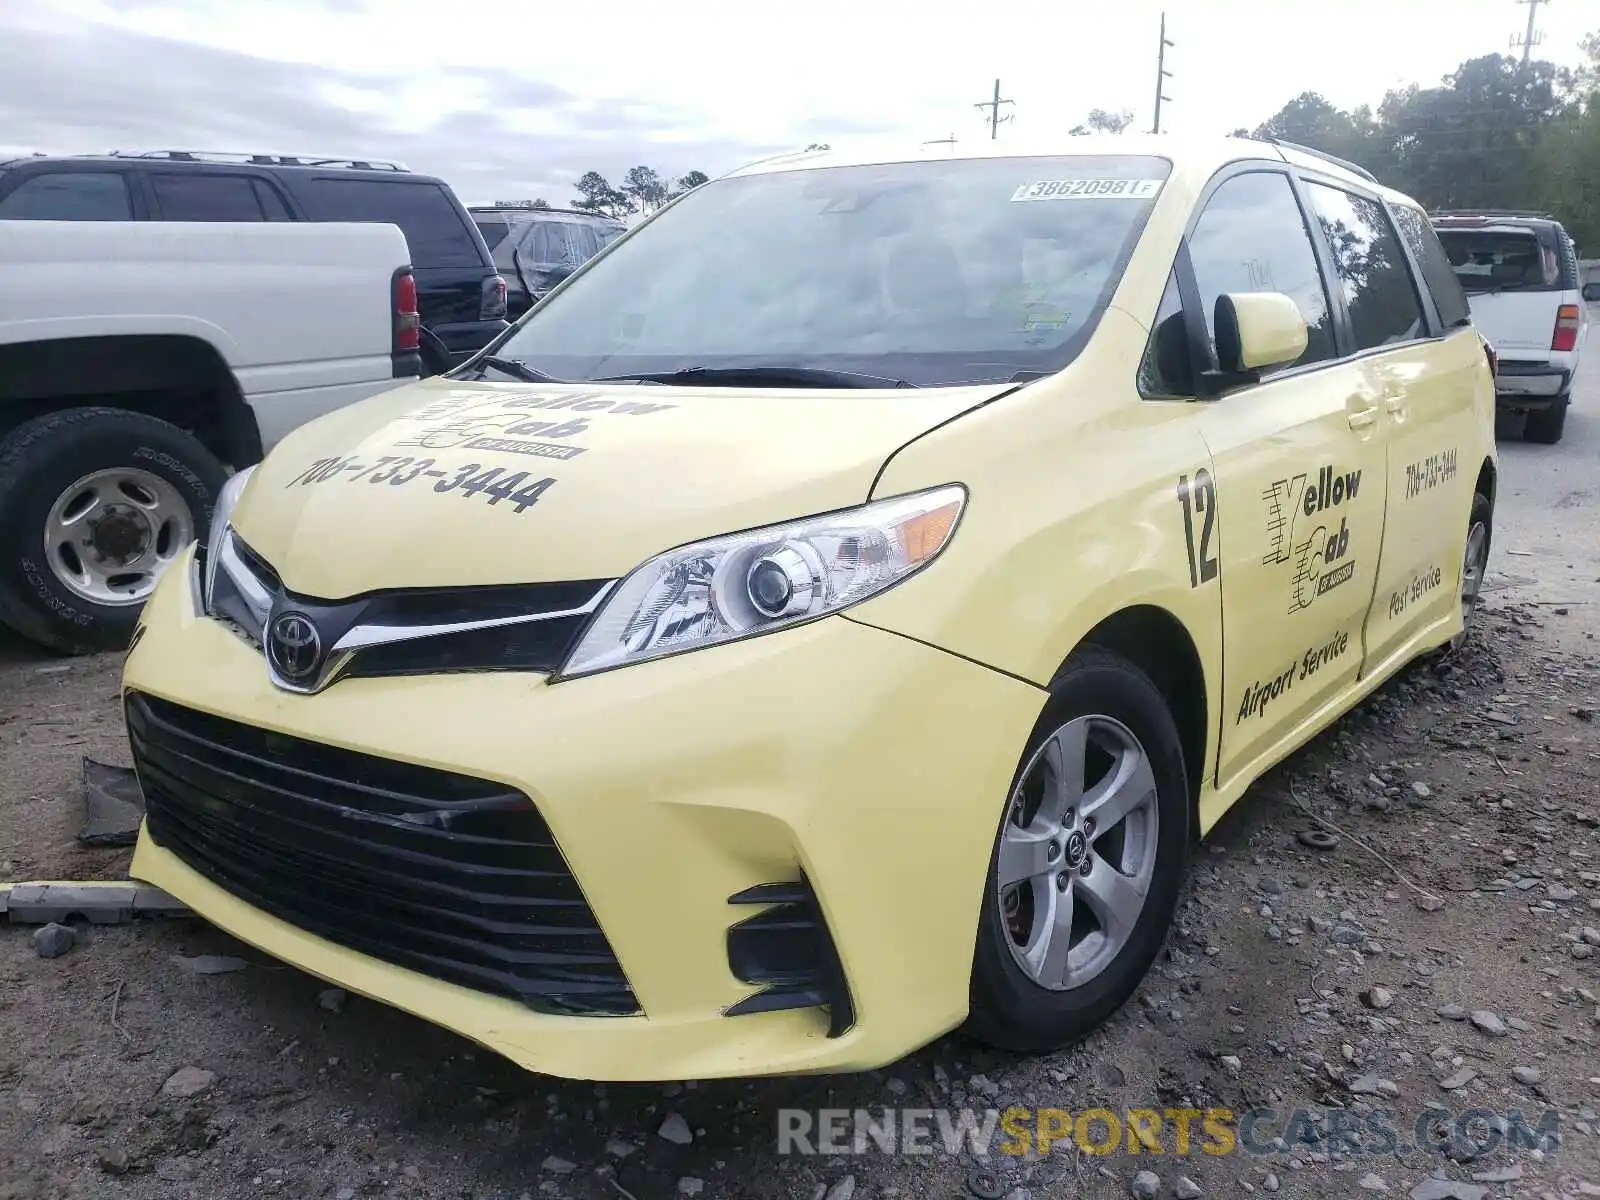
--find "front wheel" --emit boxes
[0,408,226,654]
[1449,492,1493,653]
[966,648,1191,1053]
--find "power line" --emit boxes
[975,79,1014,140]
[1152,12,1175,134]
[1511,0,1549,66]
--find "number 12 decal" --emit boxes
[1177,470,1219,588]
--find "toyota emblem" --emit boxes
[267,612,322,683]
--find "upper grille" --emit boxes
[202,531,610,690]
[128,691,637,1015]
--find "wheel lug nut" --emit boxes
[1083,818,1095,836]
[1046,842,1060,860]
[1063,808,1075,825]
[1079,860,1092,876]
[1056,872,1070,891]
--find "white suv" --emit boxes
[1432,211,1588,444]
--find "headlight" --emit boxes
[198,465,257,612]
[559,484,966,678]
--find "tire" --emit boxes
[1523,397,1568,445]
[0,407,226,654]
[966,647,1191,1053]
[1448,491,1493,654]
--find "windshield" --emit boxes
[1436,228,1561,294]
[490,154,1170,387]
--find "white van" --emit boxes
[1432,211,1588,444]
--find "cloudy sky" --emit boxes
[2,0,1593,207]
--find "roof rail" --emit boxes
[103,150,410,172]
[1432,208,1554,221]
[1264,138,1378,184]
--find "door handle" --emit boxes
[1382,393,1407,419]
[1346,392,1379,432]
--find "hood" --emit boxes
[231,377,1008,598]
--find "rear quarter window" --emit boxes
[296,179,485,269]
[1392,204,1471,328]
[0,171,133,220]
[473,215,513,250]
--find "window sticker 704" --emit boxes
[286,455,557,514]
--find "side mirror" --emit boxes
[1215,292,1308,374]
[1582,282,1600,302]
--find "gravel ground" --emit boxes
[2,351,1597,1200]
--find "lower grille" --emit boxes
[127,691,636,1015]
[724,878,855,1037]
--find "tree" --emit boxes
[573,171,629,220]
[620,165,668,215]
[571,167,709,218]
[1070,108,1135,136]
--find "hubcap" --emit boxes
[1460,520,1489,629]
[996,715,1160,992]
[43,468,194,606]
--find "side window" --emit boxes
[1137,272,1194,398]
[252,180,293,220]
[296,180,483,268]
[1187,171,1337,371]
[0,172,132,220]
[1304,183,1426,351]
[1390,203,1470,329]
[151,174,265,221]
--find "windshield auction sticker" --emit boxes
[1010,179,1163,202]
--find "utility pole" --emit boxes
[1152,12,1175,134]
[1512,0,1548,66]
[975,79,1014,140]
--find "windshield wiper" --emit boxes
[461,355,567,384]
[590,365,916,389]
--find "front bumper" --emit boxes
[125,550,1044,1080]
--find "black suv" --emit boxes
[470,205,625,319]
[0,151,508,373]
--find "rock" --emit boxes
[1574,943,1594,960]
[1512,1065,1541,1085]
[32,923,75,959]
[1411,782,1432,799]
[606,1139,638,1159]
[1438,1066,1477,1091]
[1469,1165,1522,1183]
[335,1190,356,1200]
[1175,1177,1203,1199]
[1259,877,1284,895]
[886,1077,908,1096]
[1436,1004,1468,1021]
[1130,1172,1161,1200]
[317,988,347,1013]
[1407,1181,1487,1200]
[1263,1173,1280,1192]
[171,953,249,974]
[541,1157,576,1174]
[1548,884,1578,902]
[1468,1010,1508,1037]
[825,1177,856,1200]
[1350,1075,1400,1097]
[160,1066,216,1100]
[1582,927,1600,947]
[1220,1055,1242,1072]
[1363,986,1396,1010]
[1358,1174,1390,1192]
[658,1113,694,1145]
[1417,895,1446,912]
[678,1179,705,1196]
[97,1149,129,1175]
[1330,924,1367,945]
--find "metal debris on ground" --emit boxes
[77,757,146,847]
[1,881,189,925]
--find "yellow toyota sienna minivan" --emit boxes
[123,135,1497,1082]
